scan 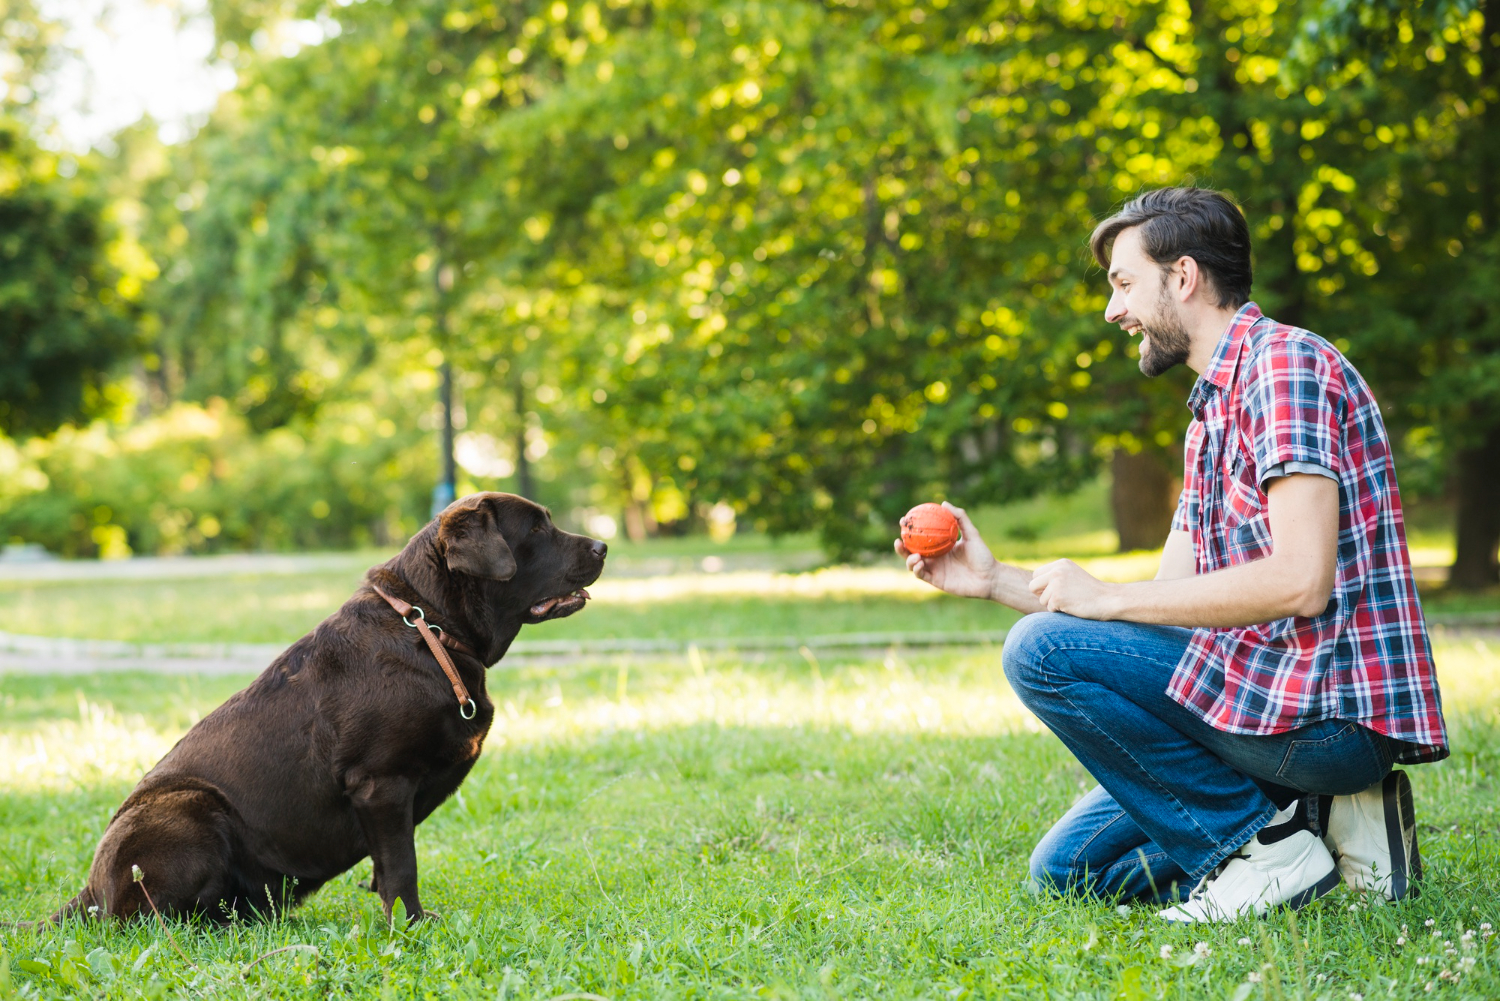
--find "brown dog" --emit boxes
[55,492,605,924]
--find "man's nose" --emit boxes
[1103,293,1126,324]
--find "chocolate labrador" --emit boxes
[54,492,604,924]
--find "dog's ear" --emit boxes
[438,495,518,580]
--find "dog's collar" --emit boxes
[372,585,479,719]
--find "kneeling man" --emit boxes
[900,187,1446,922]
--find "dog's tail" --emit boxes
[51,887,98,922]
[6,888,101,928]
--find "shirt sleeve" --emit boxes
[1243,336,1344,482]
[1260,460,1339,490]
[1170,489,1188,532]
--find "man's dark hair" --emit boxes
[1089,187,1253,308]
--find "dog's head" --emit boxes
[436,492,606,624]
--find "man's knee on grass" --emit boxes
[1001,611,1074,696]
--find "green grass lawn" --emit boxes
[2,497,1497,998]
[1,556,1489,650]
[0,571,1025,647]
[2,637,1498,999]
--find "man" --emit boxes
[898,187,1446,923]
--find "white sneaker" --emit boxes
[1158,806,1340,923]
[1322,770,1421,901]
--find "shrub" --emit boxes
[0,399,435,557]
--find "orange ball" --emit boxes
[900,503,960,558]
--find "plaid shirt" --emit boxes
[1166,303,1448,764]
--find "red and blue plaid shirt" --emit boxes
[1166,303,1448,764]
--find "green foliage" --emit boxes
[0,119,137,437]
[0,399,433,557]
[6,0,1500,558]
[0,0,63,110]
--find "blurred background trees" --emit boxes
[1,0,1496,584]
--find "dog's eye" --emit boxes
[531,523,544,534]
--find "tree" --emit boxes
[144,0,1499,565]
[1,1,137,437]
[1282,0,1500,587]
[154,0,654,514]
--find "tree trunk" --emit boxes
[430,256,457,518]
[513,378,534,501]
[1449,426,1500,589]
[1111,447,1177,553]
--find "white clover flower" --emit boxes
[1481,923,1492,931]
[1247,972,1262,983]
[1237,937,1252,946]
[1397,937,1406,946]
[1159,945,1173,959]
[1417,956,1429,965]
[1350,993,1363,1001]
[1425,918,1436,927]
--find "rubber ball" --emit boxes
[900,503,960,558]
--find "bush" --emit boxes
[0,399,436,557]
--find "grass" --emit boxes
[1,488,1497,997]
[2,637,1499,999]
[0,563,1491,648]
[0,567,1028,646]
[1,554,1490,652]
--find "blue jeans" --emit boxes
[1002,613,1395,903]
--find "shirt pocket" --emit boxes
[1222,451,1274,557]
[1222,450,1263,527]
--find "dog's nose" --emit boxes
[590,539,608,560]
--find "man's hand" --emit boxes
[895,504,1047,614]
[1028,559,1120,619]
[895,503,998,599]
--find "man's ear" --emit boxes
[438,498,518,580]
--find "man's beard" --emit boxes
[1137,281,1192,377]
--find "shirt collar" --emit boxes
[1186,301,1262,417]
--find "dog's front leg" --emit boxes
[349,775,423,922]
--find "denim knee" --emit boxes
[1002,611,1069,694]
[1027,834,1076,897]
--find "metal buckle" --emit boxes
[402,608,444,636]
[459,698,477,720]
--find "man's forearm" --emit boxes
[1105,554,1330,628]
[989,562,1047,615]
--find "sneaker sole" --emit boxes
[1385,770,1420,901]
[1280,866,1343,911]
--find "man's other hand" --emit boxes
[1028,559,1119,618]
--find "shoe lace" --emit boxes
[1189,851,1251,902]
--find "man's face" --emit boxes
[1103,227,1192,377]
